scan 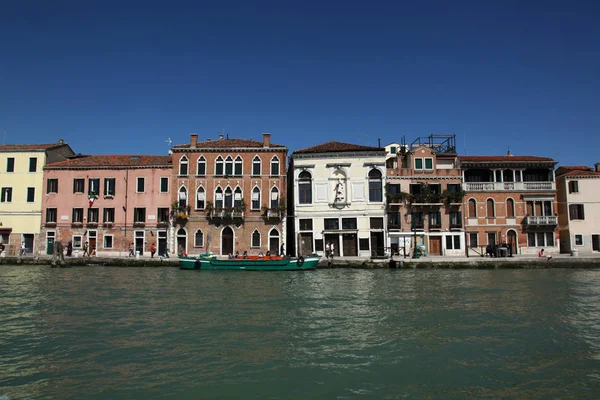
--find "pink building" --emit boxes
[41,155,172,257]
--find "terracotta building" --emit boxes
[459,154,558,256]
[169,133,288,257]
[41,155,172,256]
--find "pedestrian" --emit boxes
[178,244,185,257]
[0,241,5,257]
[20,241,26,256]
[66,241,73,257]
[325,242,331,258]
[83,241,89,257]
[150,242,156,258]
[280,242,285,256]
[128,242,134,257]
[330,242,335,260]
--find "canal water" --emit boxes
[2,266,600,399]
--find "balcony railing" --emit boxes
[462,181,555,192]
[449,223,462,229]
[525,216,558,225]
[387,223,401,230]
[429,223,442,230]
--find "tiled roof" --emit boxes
[459,155,555,163]
[173,138,286,150]
[294,141,383,154]
[559,170,600,178]
[0,143,67,152]
[46,155,172,169]
[556,165,600,178]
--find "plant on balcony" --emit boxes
[442,189,466,205]
[409,187,443,204]
[385,184,410,204]
[262,204,284,222]
[171,201,190,221]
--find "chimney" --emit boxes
[263,133,271,148]
[219,134,224,140]
[595,162,600,172]
[190,133,198,148]
[58,139,64,145]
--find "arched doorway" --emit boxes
[222,226,234,256]
[507,230,517,255]
[269,228,280,255]
[176,228,187,256]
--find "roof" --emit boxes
[46,155,172,169]
[459,155,555,163]
[172,138,286,150]
[556,165,600,178]
[294,141,383,154]
[0,142,69,152]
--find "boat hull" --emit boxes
[179,255,320,271]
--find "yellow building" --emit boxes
[0,140,74,255]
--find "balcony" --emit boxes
[387,223,401,231]
[525,216,558,225]
[463,182,555,192]
[449,222,463,230]
[263,207,285,222]
[429,223,442,230]
[208,207,245,224]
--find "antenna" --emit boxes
[165,137,172,147]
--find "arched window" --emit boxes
[178,186,187,207]
[197,156,206,176]
[252,156,262,176]
[252,187,261,210]
[234,156,243,176]
[196,186,205,210]
[270,156,280,176]
[179,156,188,176]
[269,228,280,255]
[487,199,495,218]
[234,187,243,209]
[215,156,224,176]
[215,187,223,209]
[270,187,279,209]
[506,198,515,218]
[298,171,312,204]
[224,187,233,208]
[225,156,234,176]
[251,230,261,248]
[194,229,204,247]
[368,169,383,202]
[468,199,477,218]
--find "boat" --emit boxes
[179,253,320,271]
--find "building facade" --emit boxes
[169,133,288,257]
[460,155,558,256]
[556,164,600,255]
[0,140,74,255]
[288,141,387,258]
[385,135,465,257]
[41,155,172,256]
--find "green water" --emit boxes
[2,266,600,399]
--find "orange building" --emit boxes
[169,133,288,256]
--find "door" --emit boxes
[429,236,442,255]
[342,233,357,256]
[158,230,167,256]
[507,230,517,255]
[370,232,384,257]
[299,233,313,256]
[135,231,144,255]
[46,231,55,256]
[222,226,234,256]
[592,234,600,252]
[23,234,34,255]
[324,234,340,257]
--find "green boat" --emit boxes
[179,254,320,271]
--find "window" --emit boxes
[469,233,478,248]
[298,171,312,204]
[270,156,280,176]
[592,235,600,252]
[214,187,223,209]
[487,232,496,246]
[197,156,206,176]
[252,230,261,247]
[429,211,441,229]
[1,187,12,202]
[72,208,84,223]
[225,156,233,176]
[47,179,58,194]
[387,184,401,195]
[575,234,584,246]
[194,230,204,247]
[446,235,461,250]
[252,156,262,176]
[179,156,189,176]
[368,169,383,202]
[391,146,397,154]
[46,208,57,223]
[506,198,515,218]
[568,181,579,194]
[410,212,424,229]
[87,178,100,196]
[234,187,243,209]
[388,212,401,229]
[6,157,14,172]
[450,211,462,228]
[88,208,99,223]
[103,235,114,249]
[29,157,37,172]
[410,183,422,195]
[196,187,205,209]
[546,232,554,247]
[160,177,169,193]
[486,199,495,218]
[424,158,433,170]
[136,177,145,193]
[133,207,146,223]
[429,184,441,195]
[103,208,115,223]
[234,156,242,176]
[104,178,115,196]
[178,187,187,207]
[529,232,556,247]
[270,187,279,209]
[342,218,357,230]
[215,156,224,176]
[359,238,370,251]
[73,178,84,193]
[324,218,339,230]
[569,204,585,220]
[447,184,461,192]
[157,207,169,224]
[224,187,233,208]
[26,187,35,202]
[370,217,384,229]
[73,236,82,248]
[299,219,313,231]
[414,158,423,170]
[251,187,260,210]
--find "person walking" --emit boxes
[66,241,73,257]
[82,241,89,257]
[128,242,134,257]
[150,243,156,258]
[20,241,26,256]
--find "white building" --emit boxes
[288,141,387,259]
[556,164,600,255]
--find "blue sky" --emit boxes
[1,1,599,166]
